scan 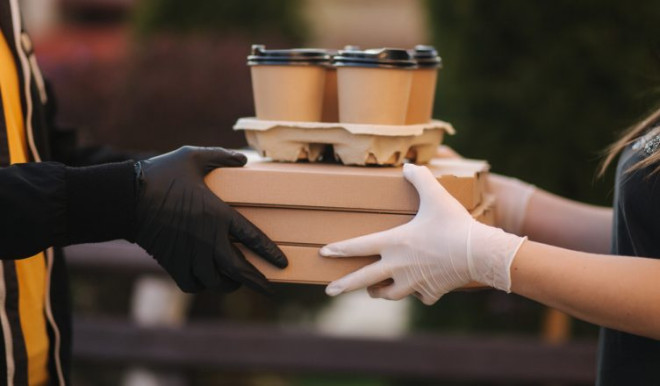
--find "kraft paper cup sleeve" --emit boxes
[406,45,443,124]
[332,48,417,125]
[336,66,413,125]
[406,68,439,124]
[250,65,326,122]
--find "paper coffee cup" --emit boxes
[321,65,339,122]
[321,46,360,122]
[334,48,416,125]
[406,45,442,124]
[248,45,330,122]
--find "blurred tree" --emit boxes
[410,0,660,342]
[131,0,307,42]
[426,0,660,205]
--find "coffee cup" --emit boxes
[333,48,416,125]
[321,64,339,122]
[406,45,442,124]
[248,44,330,122]
[321,46,363,122]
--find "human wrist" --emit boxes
[467,221,527,292]
[65,161,137,245]
[488,173,536,235]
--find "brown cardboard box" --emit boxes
[237,245,486,289]
[206,157,488,212]
[235,197,495,287]
[206,154,491,288]
[237,244,377,286]
[234,195,495,245]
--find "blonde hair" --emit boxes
[599,107,660,177]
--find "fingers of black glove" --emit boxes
[216,274,242,293]
[163,259,203,293]
[153,249,203,293]
[229,210,288,269]
[192,262,242,293]
[174,277,204,294]
[184,146,247,172]
[230,244,273,296]
[190,241,242,293]
[216,237,271,296]
[156,236,205,294]
[191,247,223,287]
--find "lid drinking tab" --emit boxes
[332,48,417,69]
[248,44,331,66]
[410,45,442,68]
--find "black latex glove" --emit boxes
[134,146,288,293]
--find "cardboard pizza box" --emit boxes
[235,196,495,286]
[206,156,488,212]
[234,195,495,246]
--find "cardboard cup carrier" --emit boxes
[248,45,330,122]
[406,45,443,124]
[235,118,453,166]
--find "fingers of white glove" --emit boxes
[402,164,446,200]
[367,283,414,301]
[325,263,390,296]
[413,290,441,306]
[320,229,393,258]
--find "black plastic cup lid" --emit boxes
[410,45,442,68]
[333,48,417,69]
[247,44,331,66]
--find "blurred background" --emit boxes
[23,0,660,384]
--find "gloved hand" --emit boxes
[134,146,287,293]
[321,164,526,305]
[488,174,535,236]
[437,145,536,236]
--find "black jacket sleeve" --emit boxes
[0,161,136,259]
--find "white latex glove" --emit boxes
[321,164,527,305]
[488,174,536,235]
[436,145,535,235]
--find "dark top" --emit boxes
[597,127,660,385]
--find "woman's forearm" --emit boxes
[511,240,660,339]
[522,189,612,254]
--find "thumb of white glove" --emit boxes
[321,164,527,305]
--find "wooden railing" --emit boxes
[64,241,597,384]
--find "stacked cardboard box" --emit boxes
[205,156,492,287]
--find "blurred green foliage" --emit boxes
[410,0,660,343]
[426,0,660,205]
[131,0,307,42]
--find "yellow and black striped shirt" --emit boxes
[0,0,144,383]
[1,18,52,386]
